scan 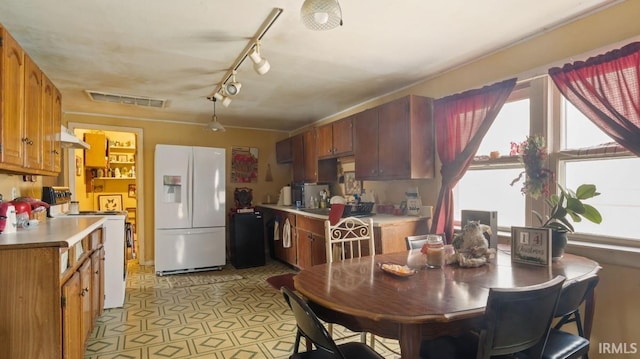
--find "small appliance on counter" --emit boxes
[291,183,329,208]
[233,187,255,213]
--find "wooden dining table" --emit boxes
[293,248,601,358]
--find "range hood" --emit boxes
[60,125,90,149]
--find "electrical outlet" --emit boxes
[11,187,17,200]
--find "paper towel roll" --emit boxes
[4,205,17,234]
[283,186,292,206]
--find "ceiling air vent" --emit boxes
[85,90,167,108]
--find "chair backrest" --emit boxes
[554,274,600,336]
[477,276,566,359]
[281,286,344,357]
[405,234,430,250]
[325,217,375,263]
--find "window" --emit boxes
[557,99,640,240]
[454,86,530,230]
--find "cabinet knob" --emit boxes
[81,288,89,296]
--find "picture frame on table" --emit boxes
[343,171,361,195]
[511,226,552,266]
[98,194,123,211]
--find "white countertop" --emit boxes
[256,204,430,227]
[0,216,107,249]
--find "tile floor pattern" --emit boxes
[85,259,401,359]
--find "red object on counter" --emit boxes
[10,201,31,217]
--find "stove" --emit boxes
[41,186,128,309]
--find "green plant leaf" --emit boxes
[575,184,600,200]
[566,197,586,215]
[582,204,603,224]
[532,210,545,225]
[557,217,575,232]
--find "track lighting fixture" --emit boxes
[224,71,241,96]
[208,8,283,105]
[207,98,226,132]
[301,0,343,31]
[248,41,270,75]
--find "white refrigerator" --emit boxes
[154,144,226,275]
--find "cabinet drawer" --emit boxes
[296,215,325,235]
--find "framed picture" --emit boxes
[128,184,136,198]
[117,155,128,162]
[98,194,123,211]
[343,171,361,195]
[511,226,552,266]
[109,154,117,162]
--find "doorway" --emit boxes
[67,122,146,265]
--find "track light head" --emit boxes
[224,71,241,96]
[248,42,270,75]
[212,91,232,107]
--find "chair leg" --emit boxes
[369,333,376,349]
[328,323,333,337]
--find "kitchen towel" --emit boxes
[282,218,291,248]
[274,218,280,240]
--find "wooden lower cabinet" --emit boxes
[0,227,104,359]
[62,271,83,359]
[269,210,297,267]
[296,216,326,269]
[374,219,429,254]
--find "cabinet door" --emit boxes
[316,123,334,159]
[41,74,56,172]
[377,97,411,179]
[0,28,25,167]
[354,107,379,179]
[332,116,353,156]
[91,248,104,323]
[52,88,62,172]
[62,271,84,359]
[276,137,293,163]
[274,211,297,266]
[303,130,318,183]
[296,216,327,269]
[291,134,305,183]
[23,55,43,170]
[80,258,93,343]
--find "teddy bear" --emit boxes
[447,220,496,267]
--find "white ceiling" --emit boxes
[0,0,618,132]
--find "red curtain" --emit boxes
[430,78,517,242]
[549,42,640,157]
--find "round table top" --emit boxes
[294,249,600,324]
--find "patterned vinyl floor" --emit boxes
[84,259,401,358]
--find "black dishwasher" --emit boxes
[229,211,265,268]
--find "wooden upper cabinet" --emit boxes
[23,54,44,170]
[316,116,353,159]
[0,25,61,175]
[354,95,434,180]
[303,130,318,183]
[42,73,57,172]
[0,27,25,167]
[292,133,305,183]
[84,132,107,167]
[276,137,293,164]
[52,88,62,172]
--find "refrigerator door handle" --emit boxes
[186,150,193,226]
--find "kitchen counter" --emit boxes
[257,203,430,226]
[0,216,107,249]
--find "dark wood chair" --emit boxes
[281,286,384,359]
[540,275,600,359]
[420,276,566,359]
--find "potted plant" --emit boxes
[510,136,603,258]
[534,184,603,258]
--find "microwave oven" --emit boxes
[291,183,329,208]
